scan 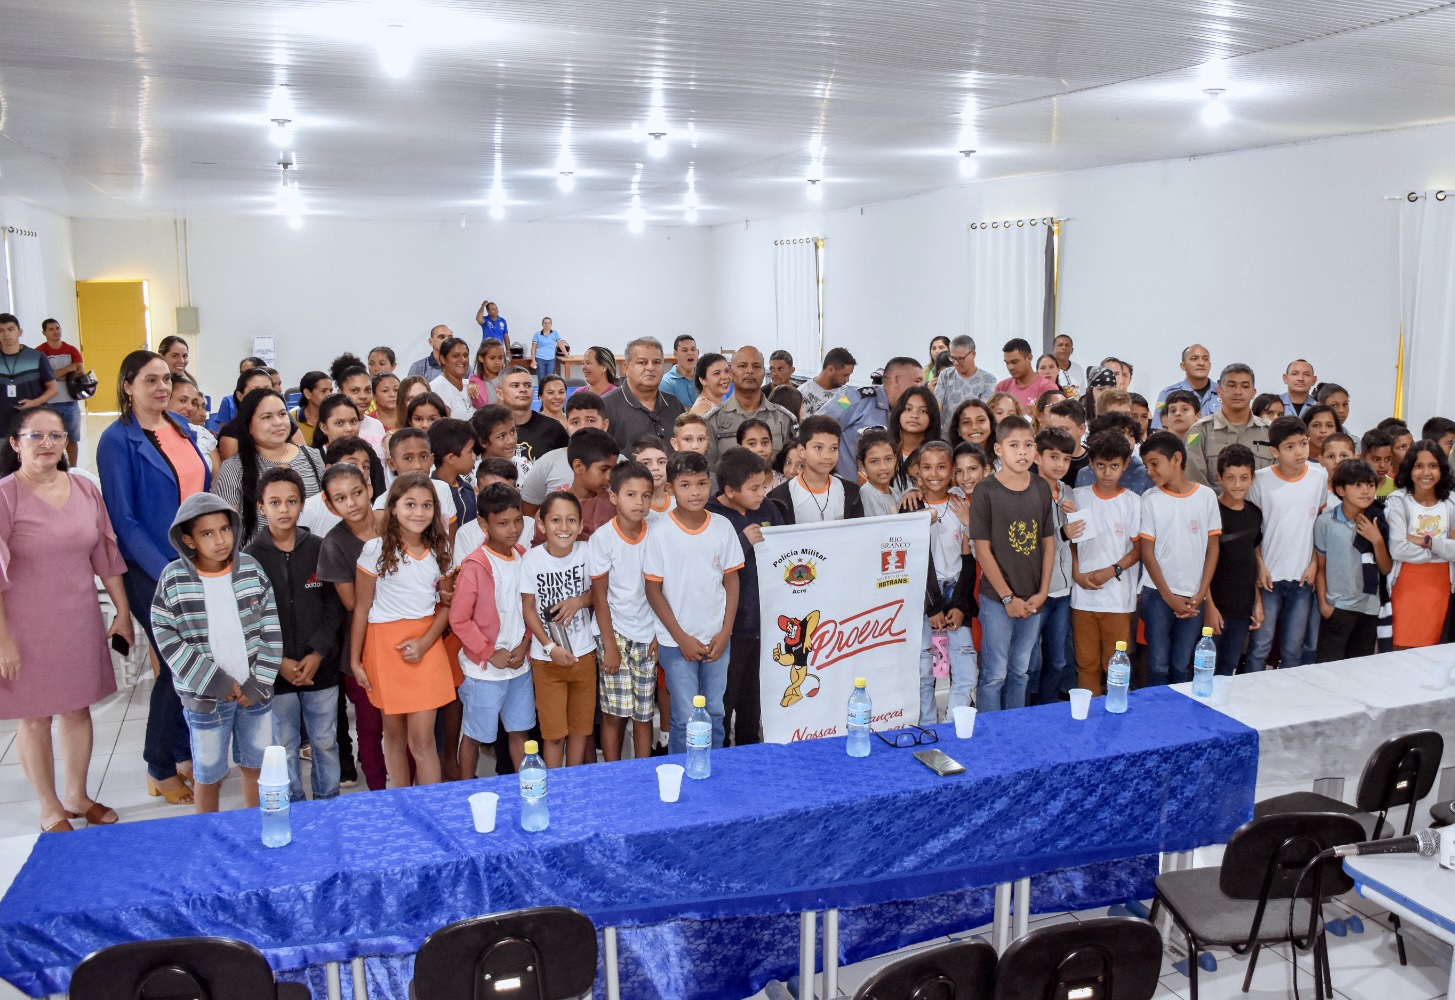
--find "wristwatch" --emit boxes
[1001,595,1014,606]
[542,641,558,656]
[1112,564,1123,579]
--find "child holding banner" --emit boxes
[644,450,745,752]
[707,447,785,746]
[914,440,978,725]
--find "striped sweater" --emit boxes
[152,551,283,713]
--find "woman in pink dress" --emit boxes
[0,406,133,832]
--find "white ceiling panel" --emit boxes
[1,0,1454,225]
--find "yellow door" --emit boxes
[76,280,149,414]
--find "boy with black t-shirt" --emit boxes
[968,416,1054,712]
[1206,444,1263,675]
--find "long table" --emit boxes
[0,688,1257,1000]
[1171,644,1455,801]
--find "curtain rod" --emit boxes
[968,216,1068,229]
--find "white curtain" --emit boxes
[774,237,821,366]
[1,229,47,327]
[1402,194,1455,426]
[967,220,1053,352]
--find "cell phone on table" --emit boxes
[913,748,966,776]
[110,634,131,657]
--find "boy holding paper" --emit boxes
[1070,429,1142,694]
[1030,428,1085,702]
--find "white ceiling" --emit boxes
[2,0,1455,227]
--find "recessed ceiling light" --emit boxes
[806,178,823,201]
[269,118,293,147]
[685,208,699,223]
[1201,88,1229,126]
[558,171,576,193]
[647,132,668,158]
[959,149,978,178]
[378,20,413,78]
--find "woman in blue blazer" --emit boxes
[97,351,211,805]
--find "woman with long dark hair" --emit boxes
[313,394,362,454]
[292,371,333,446]
[212,388,323,542]
[690,353,731,416]
[97,350,210,805]
[888,385,942,493]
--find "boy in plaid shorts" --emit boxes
[589,461,660,761]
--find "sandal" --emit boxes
[41,818,74,833]
[176,763,195,786]
[65,802,119,826]
[146,775,195,805]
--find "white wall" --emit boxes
[0,196,77,339]
[710,123,1455,430]
[71,216,713,398]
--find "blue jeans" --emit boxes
[1213,617,1252,676]
[1245,580,1313,672]
[183,700,272,785]
[127,566,192,781]
[270,687,341,800]
[919,618,976,726]
[50,401,82,443]
[1026,594,1073,704]
[1141,590,1205,685]
[977,598,1045,712]
[659,644,728,753]
[536,357,557,380]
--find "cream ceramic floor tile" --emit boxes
[0,734,12,766]
[113,717,148,754]
[0,764,34,805]
[1288,920,1448,999]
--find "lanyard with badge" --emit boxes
[0,352,20,398]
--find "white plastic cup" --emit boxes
[656,763,685,803]
[952,705,977,739]
[260,745,289,786]
[1069,688,1092,720]
[1431,662,1453,689]
[1211,675,1232,706]
[469,791,499,833]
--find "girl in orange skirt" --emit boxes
[1386,441,1455,649]
[350,473,454,786]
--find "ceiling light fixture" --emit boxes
[685,208,699,223]
[1201,88,1230,127]
[378,20,414,78]
[627,193,645,234]
[557,171,575,192]
[269,118,293,147]
[959,149,978,178]
[647,131,668,158]
[806,178,823,201]
[684,164,699,210]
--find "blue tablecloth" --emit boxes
[0,688,1257,999]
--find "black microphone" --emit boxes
[1331,828,1439,859]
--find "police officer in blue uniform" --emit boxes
[824,356,925,479]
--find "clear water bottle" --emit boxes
[847,677,871,757]
[519,740,549,832]
[259,745,291,848]
[1192,627,1217,698]
[1106,641,1131,715]
[686,695,712,779]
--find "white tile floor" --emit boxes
[0,681,1448,1000]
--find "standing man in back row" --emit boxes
[704,346,798,469]
[36,318,84,465]
[1152,344,1220,429]
[406,324,453,380]
[603,336,687,452]
[659,334,700,409]
[825,356,924,479]
[797,347,857,416]
[475,300,510,353]
[1184,363,1273,490]
[0,314,56,437]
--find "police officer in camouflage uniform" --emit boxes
[823,356,926,479]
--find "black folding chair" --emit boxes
[410,906,597,1000]
[850,939,998,1000]
[993,917,1162,1000]
[1253,729,1442,963]
[69,936,308,1000]
[1152,812,1365,1000]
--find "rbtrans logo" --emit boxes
[878,534,910,588]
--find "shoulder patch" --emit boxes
[835,395,852,408]
[1186,432,1201,447]
[858,386,877,398]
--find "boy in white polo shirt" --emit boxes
[448,483,535,779]
[1246,415,1328,671]
[589,460,660,762]
[1070,429,1142,694]
[644,450,745,753]
[1139,431,1221,685]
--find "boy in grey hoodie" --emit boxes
[152,492,282,813]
